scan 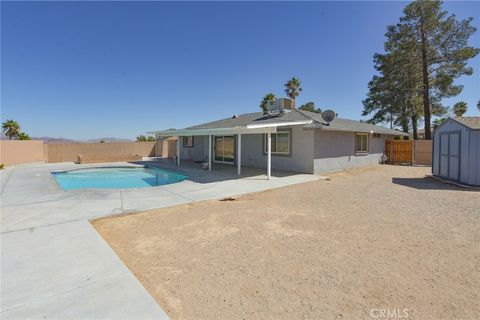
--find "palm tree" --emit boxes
[259,93,276,113]
[284,77,302,105]
[17,132,31,140]
[452,102,467,117]
[2,120,20,140]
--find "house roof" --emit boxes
[452,117,480,130]
[186,109,408,136]
[187,110,311,129]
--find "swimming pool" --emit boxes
[52,166,188,190]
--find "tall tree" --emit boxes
[363,48,422,136]
[477,100,480,112]
[284,77,302,105]
[397,0,479,139]
[299,101,321,113]
[259,93,276,113]
[2,120,20,140]
[452,101,467,117]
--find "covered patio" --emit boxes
[150,121,309,179]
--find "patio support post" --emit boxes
[177,136,180,166]
[267,132,271,180]
[208,134,212,171]
[237,133,242,176]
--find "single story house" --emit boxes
[151,99,407,178]
[432,117,480,186]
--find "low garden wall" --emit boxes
[413,140,432,165]
[0,140,46,166]
[46,141,159,163]
[0,140,177,166]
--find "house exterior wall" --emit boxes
[313,130,390,174]
[178,125,315,173]
[241,126,314,173]
[432,119,477,185]
[178,127,402,175]
[179,136,208,162]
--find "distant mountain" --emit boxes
[32,137,77,143]
[0,134,133,143]
[85,137,133,143]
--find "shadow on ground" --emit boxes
[130,159,304,184]
[391,176,476,191]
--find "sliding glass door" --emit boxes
[214,136,234,164]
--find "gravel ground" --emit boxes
[93,165,480,320]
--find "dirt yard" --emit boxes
[93,166,479,320]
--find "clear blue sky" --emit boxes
[2,1,479,140]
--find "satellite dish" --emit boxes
[321,110,336,124]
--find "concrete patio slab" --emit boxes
[1,160,319,319]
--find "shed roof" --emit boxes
[452,117,480,130]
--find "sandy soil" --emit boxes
[93,165,480,320]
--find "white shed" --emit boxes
[432,117,480,186]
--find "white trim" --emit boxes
[246,120,312,129]
[149,126,277,137]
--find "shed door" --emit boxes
[439,132,461,181]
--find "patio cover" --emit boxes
[148,120,312,179]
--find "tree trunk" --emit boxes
[411,114,418,140]
[420,18,432,140]
[401,119,409,134]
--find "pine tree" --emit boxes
[398,0,478,139]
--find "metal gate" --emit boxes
[439,131,461,181]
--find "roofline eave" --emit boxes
[148,126,278,137]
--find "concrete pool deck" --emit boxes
[0,160,319,319]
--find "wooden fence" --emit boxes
[385,140,413,165]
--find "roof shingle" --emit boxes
[453,117,480,130]
[186,109,408,136]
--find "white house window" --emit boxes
[355,133,368,154]
[183,136,194,148]
[264,131,290,155]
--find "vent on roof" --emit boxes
[267,98,294,116]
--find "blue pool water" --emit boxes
[52,166,188,190]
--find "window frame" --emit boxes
[263,129,292,157]
[182,136,194,148]
[355,133,369,154]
